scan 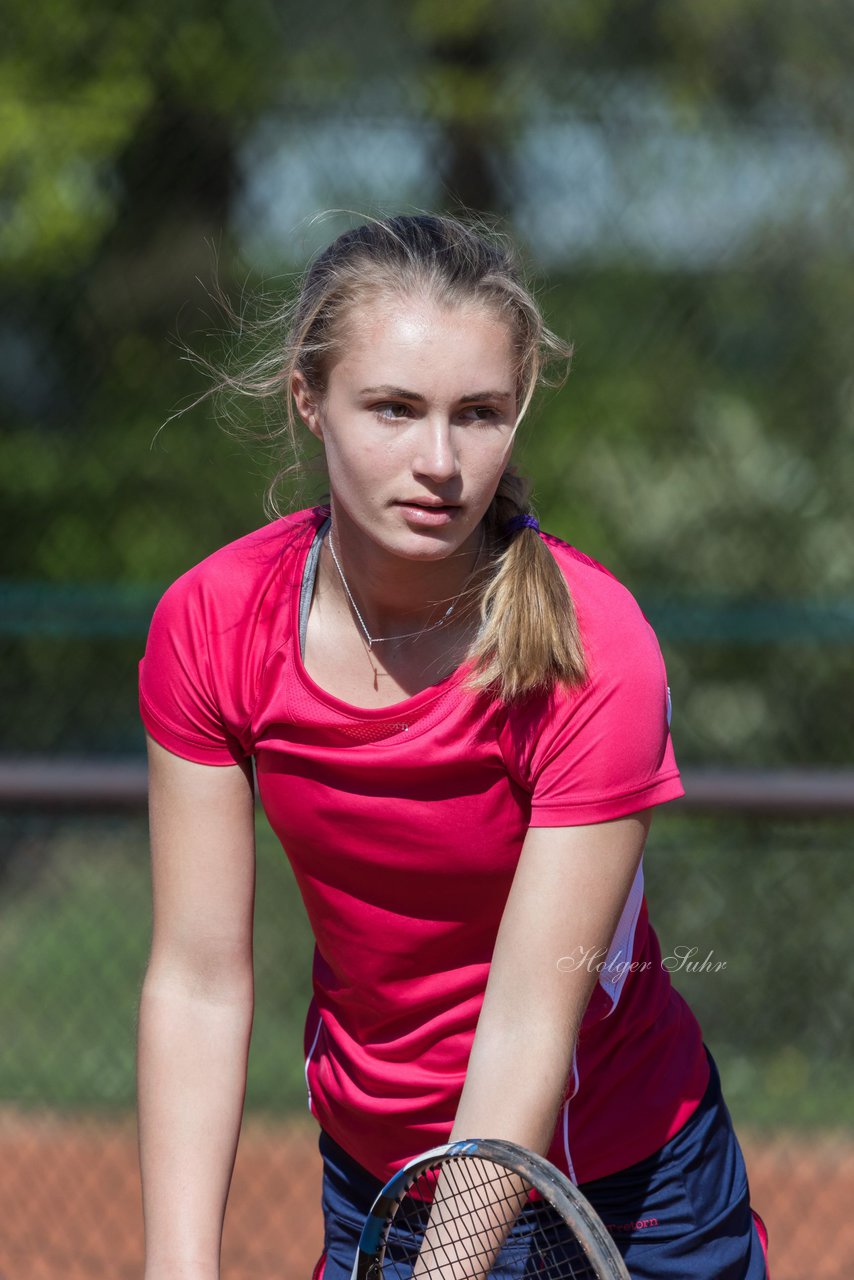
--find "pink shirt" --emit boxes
[138,503,710,1185]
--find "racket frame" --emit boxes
[349,1137,630,1280]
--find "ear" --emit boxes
[291,370,323,440]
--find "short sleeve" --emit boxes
[506,575,685,826]
[138,567,250,767]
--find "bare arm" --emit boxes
[137,733,257,1280]
[409,812,651,1278]
[450,809,653,1154]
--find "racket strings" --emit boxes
[380,1155,605,1279]
[411,1159,526,1275]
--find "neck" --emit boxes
[321,501,486,640]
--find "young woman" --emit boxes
[137,214,770,1280]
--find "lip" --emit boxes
[396,498,460,509]
[394,500,460,527]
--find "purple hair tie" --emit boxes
[505,513,540,535]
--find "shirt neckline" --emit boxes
[289,505,476,721]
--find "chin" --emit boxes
[394,533,462,560]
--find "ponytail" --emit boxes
[460,466,588,703]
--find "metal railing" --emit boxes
[1,757,852,813]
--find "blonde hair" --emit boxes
[209,212,588,703]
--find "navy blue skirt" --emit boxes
[312,1046,769,1280]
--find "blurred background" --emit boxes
[2,1,852,1277]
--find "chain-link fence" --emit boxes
[2,805,853,1279]
[3,2,853,1277]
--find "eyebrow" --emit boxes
[359,385,515,403]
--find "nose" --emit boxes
[411,415,461,484]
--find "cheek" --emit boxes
[463,433,515,483]
[322,428,399,484]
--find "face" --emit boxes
[293,293,519,564]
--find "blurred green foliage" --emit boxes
[2,0,852,763]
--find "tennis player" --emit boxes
[137,214,770,1280]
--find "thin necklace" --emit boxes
[326,524,485,650]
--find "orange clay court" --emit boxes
[2,1108,853,1280]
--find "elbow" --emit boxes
[143,933,255,1009]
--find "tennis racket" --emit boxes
[349,1137,630,1279]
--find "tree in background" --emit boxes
[1,0,852,760]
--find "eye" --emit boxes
[373,402,412,422]
[463,406,502,425]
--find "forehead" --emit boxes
[329,293,516,393]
